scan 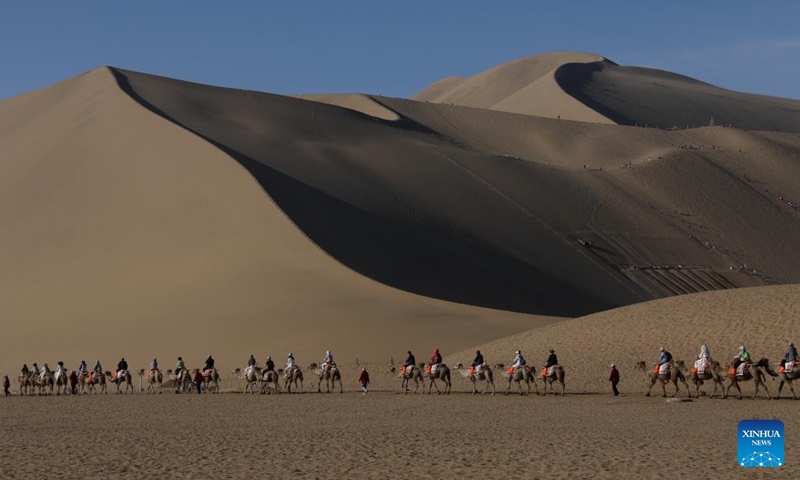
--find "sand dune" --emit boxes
[416,52,800,131]
[0,68,551,376]
[2,58,800,378]
[452,285,800,395]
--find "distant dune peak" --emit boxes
[414,51,800,132]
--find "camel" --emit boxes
[400,364,424,394]
[424,363,451,395]
[106,370,134,394]
[309,363,343,394]
[541,365,566,396]
[453,363,495,395]
[38,371,54,395]
[724,358,778,400]
[777,362,800,399]
[260,369,281,395]
[635,361,689,398]
[497,364,538,396]
[146,370,163,394]
[243,366,262,394]
[173,369,193,393]
[54,371,70,395]
[203,368,221,394]
[676,360,725,399]
[84,372,107,394]
[282,367,304,393]
[18,373,34,396]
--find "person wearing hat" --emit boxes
[511,350,526,373]
[545,349,558,370]
[608,364,620,396]
[733,345,750,370]
[321,350,335,373]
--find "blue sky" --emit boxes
[1,2,798,100]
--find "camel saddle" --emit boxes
[782,361,797,374]
[736,363,749,377]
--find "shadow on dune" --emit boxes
[111,69,617,317]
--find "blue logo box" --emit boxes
[738,420,784,467]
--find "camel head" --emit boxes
[494,363,505,370]
[453,363,464,370]
[277,368,285,374]
[417,363,426,369]
[308,363,318,370]
[137,369,145,376]
[387,365,396,374]
[634,361,647,371]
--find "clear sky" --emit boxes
[1,2,798,100]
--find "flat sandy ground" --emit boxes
[1,382,796,479]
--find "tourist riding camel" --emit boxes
[402,351,416,377]
[93,360,103,376]
[32,363,40,376]
[21,364,29,376]
[694,343,711,374]
[511,350,526,373]
[732,345,751,372]
[286,352,297,377]
[321,350,335,372]
[55,361,67,375]
[149,358,159,377]
[116,357,128,379]
[784,343,798,370]
[203,355,215,374]
[471,350,485,375]
[429,348,442,375]
[77,360,88,378]
[656,348,672,375]
[265,356,275,372]
[247,354,257,368]
[175,357,185,377]
[543,349,558,376]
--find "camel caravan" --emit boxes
[9,343,798,399]
[635,343,799,400]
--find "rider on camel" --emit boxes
[783,343,797,370]
[402,351,416,376]
[116,358,128,379]
[21,364,29,376]
[93,360,103,375]
[203,355,215,374]
[544,349,558,376]
[471,350,485,375]
[265,356,275,372]
[657,347,672,373]
[322,351,335,372]
[285,352,296,377]
[733,345,750,370]
[512,350,526,373]
[55,361,67,376]
[149,358,159,376]
[247,354,257,368]
[32,363,40,376]
[430,348,442,374]
[175,357,185,378]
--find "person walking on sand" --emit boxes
[358,368,370,395]
[609,364,620,396]
[194,369,204,394]
[3,375,10,396]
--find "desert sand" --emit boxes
[1,52,800,478]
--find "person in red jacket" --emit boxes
[358,368,370,395]
[609,364,620,396]
[194,369,204,394]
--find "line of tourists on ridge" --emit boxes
[654,342,798,375]
[399,348,560,377]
